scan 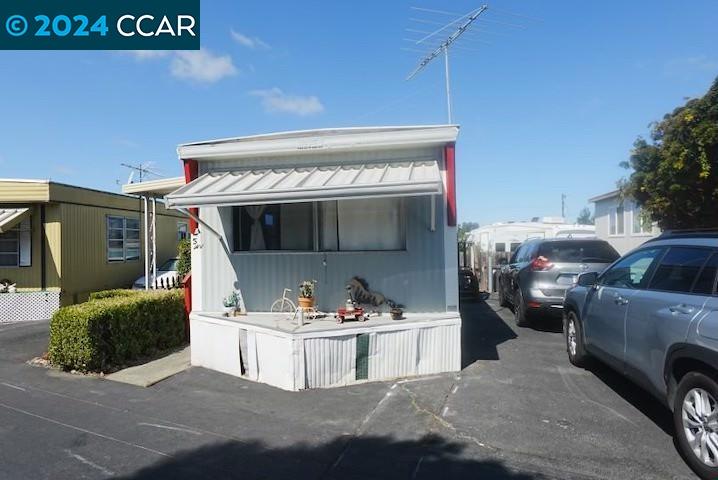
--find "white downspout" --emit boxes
[143,196,149,291]
[151,197,157,289]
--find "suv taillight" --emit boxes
[530,255,554,271]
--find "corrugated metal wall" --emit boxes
[198,194,446,312]
[304,335,357,388]
[196,145,450,313]
[368,324,461,380]
[60,201,185,303]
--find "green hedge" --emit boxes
[88,289,144,301]
[49,290,185,372]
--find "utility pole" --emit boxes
[406,5,489,123]
[561,193,566,219]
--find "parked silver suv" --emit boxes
[497,238,620,326]
[563,233,718,479]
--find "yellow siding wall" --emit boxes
[0,181,49,203]
[44,204,62,289]
[60,201,184,304]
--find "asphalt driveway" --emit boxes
[0,299,697,479]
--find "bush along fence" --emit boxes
[49,289,186,373]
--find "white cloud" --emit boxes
[127,50,171,61]
[170,49,238,83]
[230,29,270,49]
[665,55,718,77]
[53,164,74,175]
[250,88,324,116]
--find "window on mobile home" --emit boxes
[233,203,314,251]
[0,218,31,267]
[232,198,405,252]
[320,198,405,251]
[107,216,140,262]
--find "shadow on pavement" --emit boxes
[586,360,675,436]
[460,298,517,368]
[525,312,564,334]
[119,433,545,480]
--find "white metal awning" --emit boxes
[0,208,30,233]
[166,161,443,208]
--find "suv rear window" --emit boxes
[537,241,620,263]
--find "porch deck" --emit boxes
[194,310,460,336]
[190,310,461,391]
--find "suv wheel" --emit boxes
[498,283,509,307]
[513,290,530,327]
[674,371,718,479]
[564,311,589,367]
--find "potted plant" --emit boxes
[298,280,316,310]
[222,292,238,316]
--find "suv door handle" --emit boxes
[614,294,629,306]
[669,304,695,315]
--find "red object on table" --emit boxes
[335,306,365,324]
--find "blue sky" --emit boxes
[0,0,716,226]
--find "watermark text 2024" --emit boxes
[6,14,196,38]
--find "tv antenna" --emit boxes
[121,162,163,184]
[406,4,489,123]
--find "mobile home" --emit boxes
[0,179,186,321]
[165,125,462,390]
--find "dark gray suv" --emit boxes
[563,233,718,479]
[497,238,620,326]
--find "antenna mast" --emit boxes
[121,162,163,183]
[406,4,489,123]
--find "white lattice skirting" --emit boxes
[0,292,61,322]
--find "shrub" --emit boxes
[49,290,185,372]
[177,238,191,278]
[88,289,143,301]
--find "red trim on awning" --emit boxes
[183,159,199,233]
[444,143,456,227]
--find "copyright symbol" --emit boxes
[6,15,28,37]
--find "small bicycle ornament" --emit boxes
[270,288,296,313]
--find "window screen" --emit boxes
[693,253,718,295]
[649,247,712,293]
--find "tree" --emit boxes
[458,222,479,243]
[177,238,191,278]
[621,76,718,229]
[576,207,594,225]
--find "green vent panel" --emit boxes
[356,333,369,380]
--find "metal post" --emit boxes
[151,197,157,290]
[143,196,149,291]
[487,242,493,293]
[444,47,452,123]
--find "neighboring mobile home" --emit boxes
[165,125,462,390]
[0,179,187,320]
[590,190,659,254]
